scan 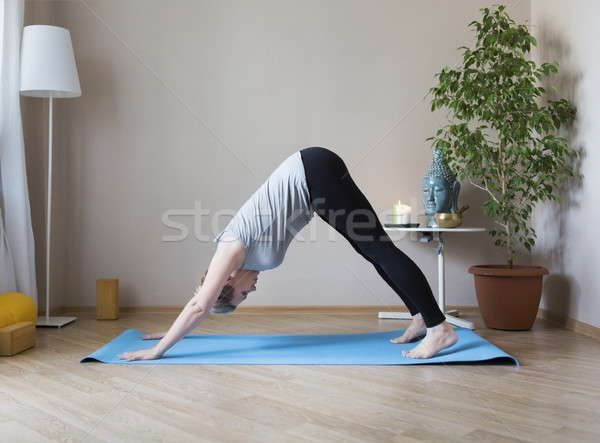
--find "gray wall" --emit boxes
[23,0,528,311]
[532,0,600,329]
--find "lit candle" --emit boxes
[393,201,411,224]
[401,204,411,224]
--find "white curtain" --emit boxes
[0,0,37,303]
[0,207,17,291]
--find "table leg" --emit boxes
[379,231,475,329]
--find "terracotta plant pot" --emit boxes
[468,265,549,331]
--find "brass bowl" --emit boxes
[434,212,463,228]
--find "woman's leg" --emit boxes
[300,147,446,328]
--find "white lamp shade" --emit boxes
[20,25,81,98]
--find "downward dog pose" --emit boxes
[119,147,457,361]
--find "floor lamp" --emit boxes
[20,25,81,328]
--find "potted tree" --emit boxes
[427,5,577,330]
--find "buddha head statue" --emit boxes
[422,149,460,227]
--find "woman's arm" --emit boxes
[118,239,244,361]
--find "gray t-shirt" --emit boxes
[214,151,314,271]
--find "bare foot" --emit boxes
[390,313,426,344]
[402,321,458,359]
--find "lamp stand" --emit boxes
[36,93,76,328]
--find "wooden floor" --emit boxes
[1,308,599,442]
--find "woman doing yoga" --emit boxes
[119,147,457,361]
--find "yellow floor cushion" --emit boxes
[0,292,37,328]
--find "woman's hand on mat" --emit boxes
[141,332,166,340]
[118,347,162,361]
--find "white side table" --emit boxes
[381,226,485,330]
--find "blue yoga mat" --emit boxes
[81,328,518,366]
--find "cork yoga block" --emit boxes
[0,293,36,356]
[0,321,36,356]
[96,279,119,320]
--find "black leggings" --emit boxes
[300,147,446,328]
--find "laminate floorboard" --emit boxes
[1,309,599,442]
